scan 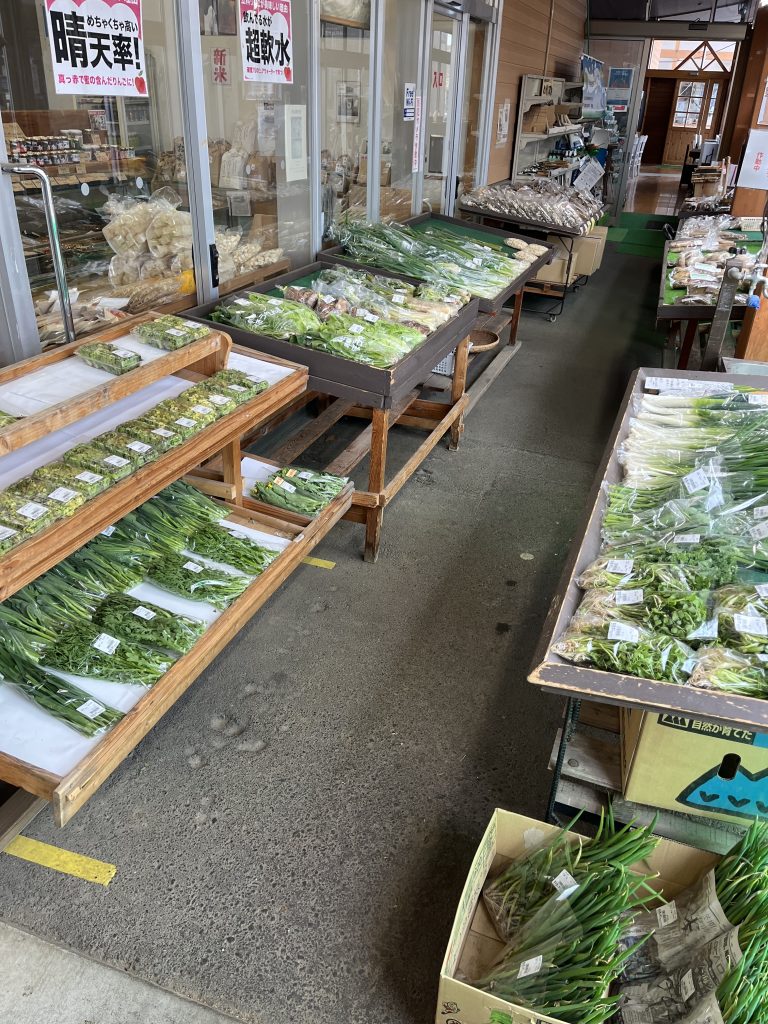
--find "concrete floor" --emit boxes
[0,245,664,1024]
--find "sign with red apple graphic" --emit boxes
[239,0,293,85]
[44,0,147,98]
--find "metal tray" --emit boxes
[529,366,768,731]
[184,260,480,410]
[321,212,554,314]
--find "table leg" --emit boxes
[546,697,582,824]
[449,336,471,451]
[677,320,698,370]
[508,289,524,347]
[220,438,243,504]
[364,408,389,563]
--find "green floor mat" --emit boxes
[607,227,628,242]
[619,212,677,228]
[617,242,664,258]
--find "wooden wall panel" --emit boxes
[488,0,587,184]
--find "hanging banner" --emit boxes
[239,0,293,84]
[44,0,147,97]
[411,94,422,173]
[581,53,606,119]
[737,129,768,190]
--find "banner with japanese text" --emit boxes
[239,0,293,84]
[44,0,147,97]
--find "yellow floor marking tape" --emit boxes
[302,556,336,569]
[4,836,116,887]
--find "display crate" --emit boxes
[322,212,554,314]
[529,366,768,732]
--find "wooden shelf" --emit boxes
[1,488,352,826]
[0,347,308,602]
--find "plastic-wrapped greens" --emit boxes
[712,585,768,653]
[41,622,172,687]
[0,410,16,429]
[0,491,57,538]
[133,315,211,350]
[570,586,713,642]
[212,292,322,339]
[553,623,694,684]
[9,475,86,520]
[688,646,768,697]
[576,556,697,592]
[63,441,136,483]
[27,460,109,500]
[115,418,183,453]
[92,429,158,469]
[93,594,205,656]
[251,466,347,516]
[147,553,251,609]
[202,369,269,405]
[76,342,141,375]
[180,382,236,417]
[187,523,280,576]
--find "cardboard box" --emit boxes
[247,213,279,249]
[533,255,574,286]
[437,809,717,1024]
[622,709,768,825]
[542,226,608,278]
[522,106,555,134]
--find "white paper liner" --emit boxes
[0,521,294,778]
[241,455,278,494]
[228,351,295,387]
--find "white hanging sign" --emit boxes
[239,0,293,85]
[411,95,422,172]
[44,0,147,97]
[403,82,416,122]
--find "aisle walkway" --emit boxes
[0,246,665,1024]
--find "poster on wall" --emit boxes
[607,66,634,111]
[737,129,768,190]
[239,0,293,84]
[496,99,510,146]
[212,47,232,85]
[284,104,307,182]
[44,0,147,97]
[581,54,606,119]
[336,82,361,124]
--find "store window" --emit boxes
[1,3,196,348]
[705,82,719,131]
[319,0,371,240]
[457,19,487,199]
[200,0,312,289]
[424,12,458,213]
[673,81,705,128]
[377,0,420,222]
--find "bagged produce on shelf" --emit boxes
[213,292,322,339]
[92,429,158,469]
[63,441,135,483]
[93,594,205,656]
[460,179,602,233]
[570,586,713,642]
[0,643,123,738]
[711,585,768,653]
[123,273,195,315]
[251,466,347,516]
[147,553,251,609]
[75,341,141,375]
[132,314,211,350]
[687,647,768,697]
[146,207,193,259]
[9,475,86,520]
[187,523,280,576]
[24,460,109,501]
[0,491,57,539]
[552,622,694,683]
[139,401,205,441]
[575,557,699,593]
[170,391,218,428]
[198,369,268,405]
[66,540,154,591]
[102,195,159,258]
[116,418,183,453]
[306,312,424,367]
[41,622,172,687]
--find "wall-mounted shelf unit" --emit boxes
[511,74,585,184]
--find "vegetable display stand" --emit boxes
[0,318,359,826]
[322,213,555,316]
[185,262,481,561]
[458,202,592,322]
[529,367,768,732]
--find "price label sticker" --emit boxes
[322,294,335,303]
[750,521,768,542]
[0,525,17,541]
[615,589,643,606]
[275,477,297,493]
[349,324,366,335]
[674,534,701,545]
[101,525,116,537]
[284,468,298,478]
[298,471,314,480]
[208,394,231,407]
[92,632,120,655]
[606,559,634,574]
[183,560,204,573]
[755,583,768,598]
[175,417,197,428]
[682,468,709,494]
[76,471,103,484]
[656,901,678,927]
[517,956,543,979]
[234,298,251,306]
[192,404,213,416]
[113,347,137,359]
[268,298,281,307]
[133,605,157,621]
[228,384,248,393]
[104,455,130,468]
[152,428,174,438]
[552,869,578,893]
[747,393,768,406]
[364,312,379,323]
[48,487,78,503]
[166,328,186,337]
[754,506,768,520]
[77,698,105,720]
[127,441,152,454]
[734,613,768,636]
[608,622,640,642]
[644,377,733,396]
[392,293,405,304]
[680,970,695,1003]
[17,501,48,521]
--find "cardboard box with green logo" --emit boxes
[622,709,768,824]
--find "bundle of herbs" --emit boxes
[146,553,251,609]
[93,594,205,656]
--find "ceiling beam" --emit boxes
[587,19,749,40]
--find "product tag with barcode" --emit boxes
[674,533,701,545]
[209,394,230,406]
[680,969,695,1002]
[17,502,48,520]
[192,404,213,415]
[754,506,768,520]
[76,471,103,484]
[656,901,678,927]
[606,559,633,574]
[349,324,365,334]
[175,417,196,428]
[104,454,130,468]
[127,441,152,454]
[517,956,543,979]
[615,589,643,606]
[167,328,186,337]
[228,384,248,393]
[152,428,174,438]
[101,525,116,536]
[274,477,297,493]
[48,487,78,503]
[0,525,17,541]
[608,622,640,642]
[132,605,156,620]
[183,560,204,573]
[756,584,768,598]
[682,468,709,494]
[751,521,768,542]
[747,393,768,405]
[92,632,120,655]
[552,869,577,893]
[734,613,768,636]
[77,699,105,720]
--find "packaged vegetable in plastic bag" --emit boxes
[187,523,280,576]
[146,207,193,258]
[23,460,109,501]
[93,594,206,656]
[147,553,251,609]
[9,474,86,520]
[687,646,768,697]
[570,586,714,642]
[115,418,183,454]
[76,342,141,375]
[41,622,172,687]
[553,622,695,683]
[212,292,322,340]
[712,584,768,653]
[576,556,697,592]
[197,369,268,406]
[0,491,57,538]
[133,314,211,350]
[602,535,740,590]
[63,441,135,483]
[92,429,158,469]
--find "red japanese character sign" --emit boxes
[239,0,293,85]
[44,0,147,98]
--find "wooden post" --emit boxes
[449,336,471,451]
[220,438,243,504]
[677,319,699,370]
[736,281,768,361]
[507,289,525,347]
[364,408,389,562]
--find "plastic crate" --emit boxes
[432,351,455,376]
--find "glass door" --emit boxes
[0,3,197,351]
[423,5,461,214]
[455,17,488,202]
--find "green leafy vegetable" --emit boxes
[133,315,211,350]
[188,523,280,575]
[147,554,251,609]
[76,342,141,375]
[41,623,171,687]
[93,594,205,655]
